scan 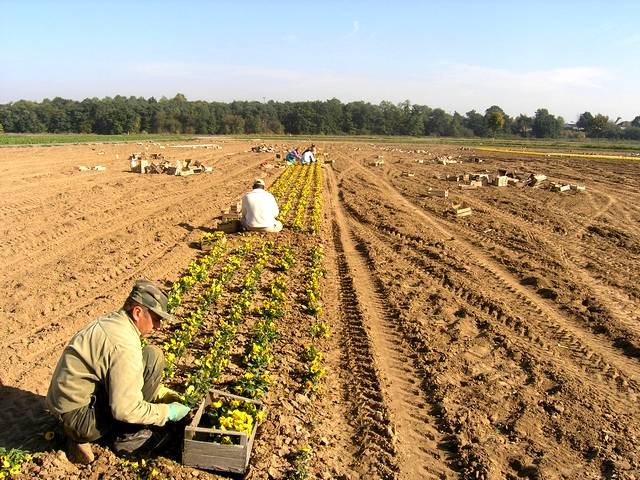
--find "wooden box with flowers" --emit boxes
[182,388,264,473]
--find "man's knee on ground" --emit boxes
[142,345,166,401]
[142,345,166,372]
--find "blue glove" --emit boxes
[167,402,190,422]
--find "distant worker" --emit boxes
[300,144,317,165]
[285,147,301,165]
[46,280,190,464]
[240,178,283,233]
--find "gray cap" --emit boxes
[253,178,265,187]
[127,279,175,322]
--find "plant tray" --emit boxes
[182,389,262,474]
[215,220,242,234]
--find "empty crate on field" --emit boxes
[129,153,213,175]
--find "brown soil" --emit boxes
[1,139,639,479]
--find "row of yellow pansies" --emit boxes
[310,161,323,235]
[166,231,227,312]
[292,164,315,231]
[196,243,292,443]
[163,238,252,377]
[180,240,274,407]
[301,244,327,393]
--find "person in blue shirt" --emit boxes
[285,148,301,165]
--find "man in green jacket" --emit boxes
[47,279,190,464]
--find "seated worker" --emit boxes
[300,144,317,165]
[285,148,301,165]
[46,280,190,464]
[240,178,283,233]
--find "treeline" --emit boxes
[1,94,639,139]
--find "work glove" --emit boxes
[167,402,190,422]
[154,385,182,404]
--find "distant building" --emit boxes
[564,123,579,130]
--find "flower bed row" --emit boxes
[163,238,252,376]
[310,162,323,235]
[147,161,327,476]
[233,271,288,399]
[0,447,32,478]
[270,165,298,202]
[166,231,227,312]
[292,164,315,231]
[198,242,296,441]
[181,240,274,407]
[278,166,315,223]
[300,244,327,393]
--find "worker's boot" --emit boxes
[112,427,170,454]
[66,438,95,464]
[113,428,154,453]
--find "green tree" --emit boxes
[484,106,508,137]
[513,114,532,137]
[0,122,3,134]
[9,100,46,132]
[221,114,245,134]
[4,94,634,140]
[342,102,373,135]
[424,108,451,136]
[622,126,640,140]
[602,124,622,139]
[445,112,473,137]
[486,111,505,137]
[532,108,562,138]
[590,114,609,138]
[576,112,594,134]
[402,103,429,136]
[463,110,487,136]
[322,98,344,134]
[372,101,399,134]
[0,106,14,132]
[266,118,284,134]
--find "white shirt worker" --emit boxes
[240,184,283,233]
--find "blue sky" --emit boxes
[1,0,639,121]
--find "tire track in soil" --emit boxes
[336,212,640,476]
[311,221,363,480]
[438,212,640,374]
[360,212,640,402]
[344,224,517,478]
[348,229,460,479]
[428,186,640,356]
[329,169,456,479]
[557,243,640,339]
[331,220,398,480]
[345,162,640,397]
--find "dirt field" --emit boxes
[1,138,639,479]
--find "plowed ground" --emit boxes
[1,139,639,479]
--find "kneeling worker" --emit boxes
[240,178,283,233]
[46,279,190,464]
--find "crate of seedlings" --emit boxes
[199,232,221,251]
[182,388,264,474]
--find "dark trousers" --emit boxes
[61,345,165,443]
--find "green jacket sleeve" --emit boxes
[106,344,169,426]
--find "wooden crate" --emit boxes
[199,235,221,251]
[215,220,242,234]
[183,389,262,474]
